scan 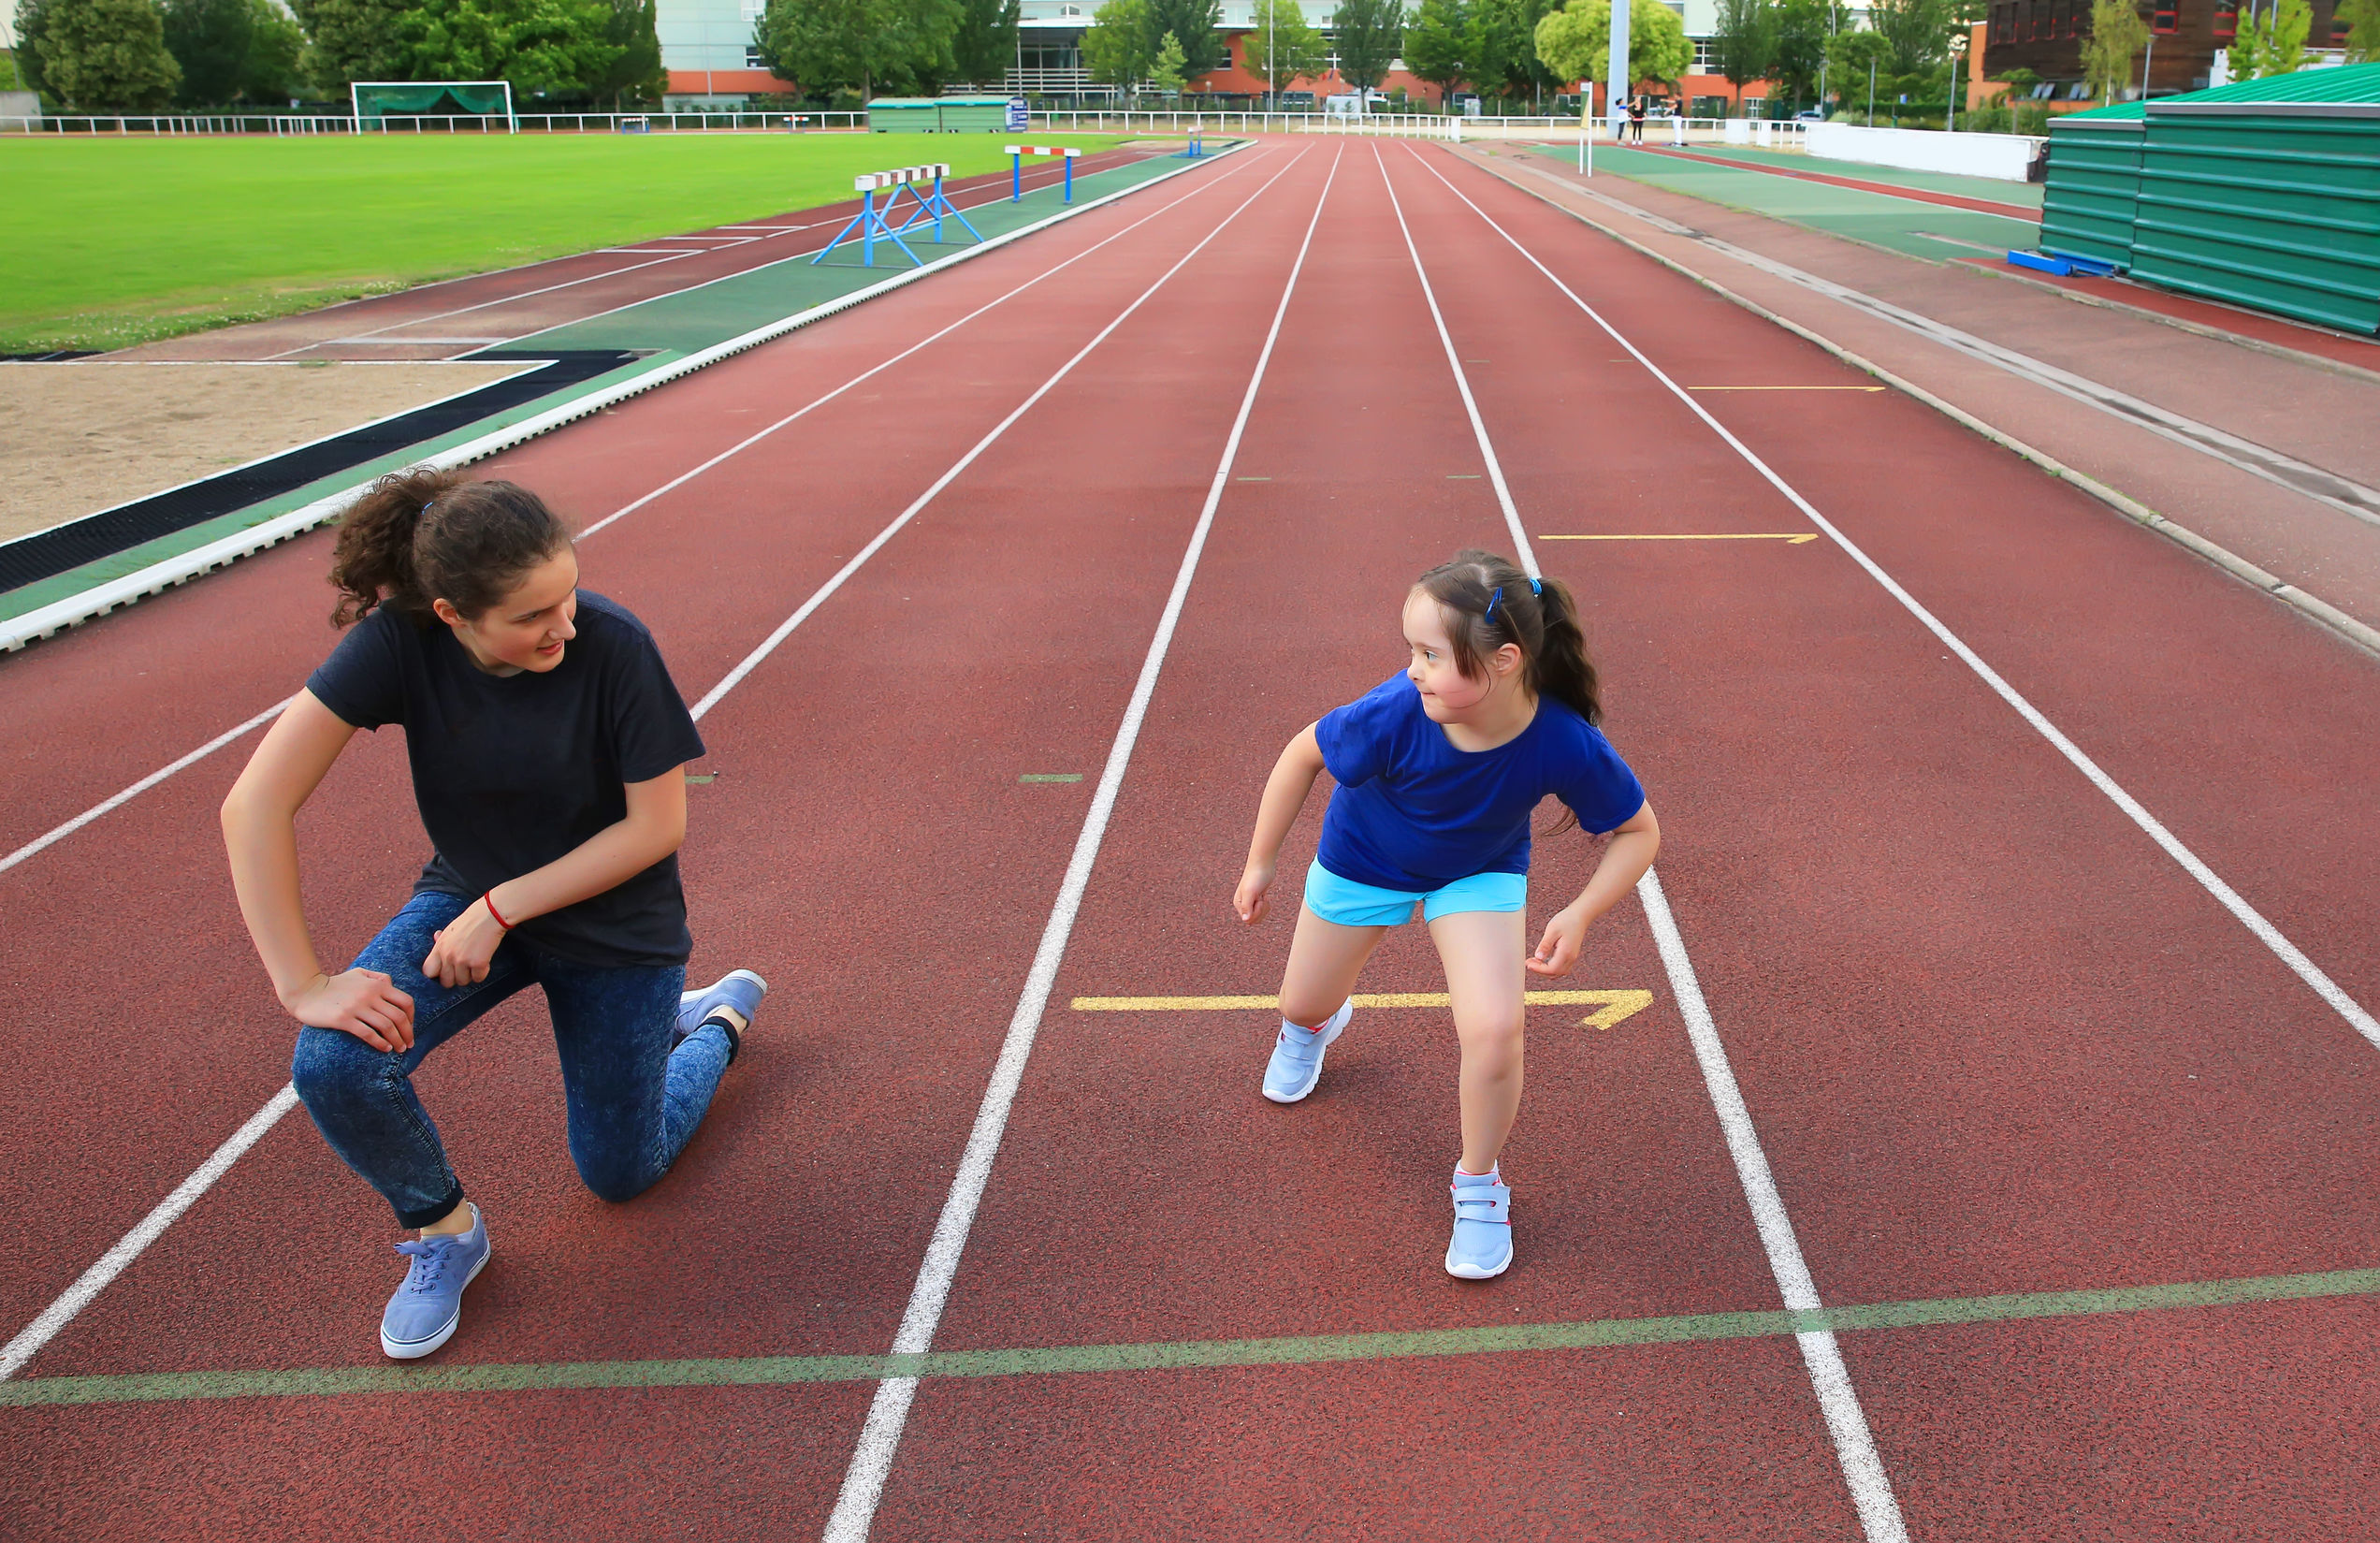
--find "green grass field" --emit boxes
[0,132,1125,353]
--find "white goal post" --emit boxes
[350,81,519,133]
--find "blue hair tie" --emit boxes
[1485,586,1502,622]
[1530,577,1542,596]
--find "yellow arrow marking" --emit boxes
[1069,990,1656,1031]
[1539,532,1820,544]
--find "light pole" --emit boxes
[1607,0,1630,138]
[1949,28,1966,131]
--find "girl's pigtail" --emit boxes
[1531,575,1603,727]
[327,466,461,627]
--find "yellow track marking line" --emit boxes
[1072,989,1655,1030]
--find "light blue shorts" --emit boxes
[1301,860,1527,928]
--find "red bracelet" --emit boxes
[482,891,515,931]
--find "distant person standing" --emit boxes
[1628,95,1648,142]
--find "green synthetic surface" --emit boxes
[1646,143,2044,208]
[5,1262,2373,1408]
[0,148,1219,623]
[0,132,1125,353]
[514,148,1199,356]
[1542,143,2041,263]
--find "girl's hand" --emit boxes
[1234,861,1277,924]
[283,968,416,1052]
[1527,905,1591,978]
[423,899,507,989]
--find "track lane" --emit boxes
[869,143,1867,1542]
[1389,143,2380,1538]
[0,150,1292,1339]
[0,148,1337,1542]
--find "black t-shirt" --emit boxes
[306,590,706,967]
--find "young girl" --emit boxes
[221,468,764,1360]
[1234,549,1660,1279]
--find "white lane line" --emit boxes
[1409,146,2380,1055]
[689,148,1304,719]
[820,146,1344,1543]
[1380,142,1913,1543]
[0,149,1278,894]
[0,700,289,876]
[0,1087,301,1381]
[1637,872,1912,1543]
[0,153,1292,1386]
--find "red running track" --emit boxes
[3,131,2377,1542]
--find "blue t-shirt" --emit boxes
[1313,675,1645,893]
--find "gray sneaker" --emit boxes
[380,1202,491,1361]
[676,969,768,1061]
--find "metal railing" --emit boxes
[0,109,877,135]
[0,108,1814,144]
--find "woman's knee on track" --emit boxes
[290,1025,397,1114]
[570,1148,663,1205]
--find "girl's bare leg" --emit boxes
[1278,905,1390,1027]
[1428,909,1529,1174]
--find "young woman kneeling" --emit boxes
[222,469,763,1360]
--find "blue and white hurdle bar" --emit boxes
[1006,144,1081,204]
[810,164,981,269]
[1181,124,1207,158]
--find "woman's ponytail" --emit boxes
[327,466,457,627]
[1531,575,1603,727]
[327,467,570,629]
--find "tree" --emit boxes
[1709,0,1777,109]
[1822,23,1888,114]
[1867,0,1946,74]
[1532,0,1690,95]
[14,0,61,102]
[2232,0,2311,77]
[1771,0,1834,109]
[1331,0,1405,104]
[291,0,409,91]
[759,0,957,99]
[1151,26,1186,90]
[33,0,182,108]
[2342,0,2380,63]
[2078,0,2145,100]
[1243,0,1322,94]
[1468,0,1560,106]
[389,0,630,99]
[597,0,663,104]
[246,0,305,97]
[1081,0,1155,89]
[1402,0,1468,108]
[950,0,1017,83]
[163,0,252,104]
[1147,0,1222,75]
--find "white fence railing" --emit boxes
[0,108,1814,144]
[0,109,876,135]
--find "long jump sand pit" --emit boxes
[0,359,529,543]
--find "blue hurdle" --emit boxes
[810,164,981,269]
[1006,143,1081,203]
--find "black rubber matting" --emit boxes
[0,350,637,598]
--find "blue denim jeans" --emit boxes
[291,890,733,1228]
